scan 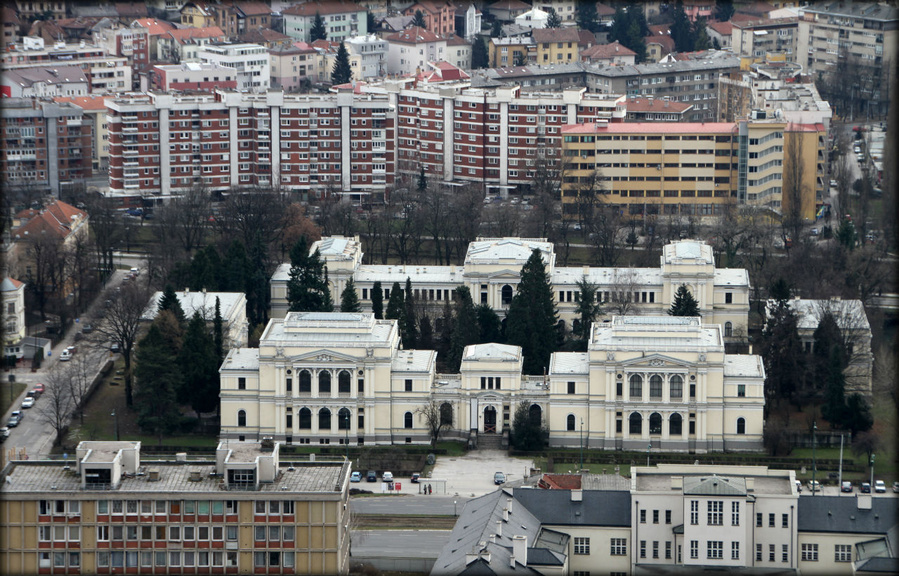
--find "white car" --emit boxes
[21,396,35,409]
[874,480,886,493]
[59,349,72,361]
[382,471,393,482]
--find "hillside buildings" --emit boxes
[0,440,352,575]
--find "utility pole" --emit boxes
[812,420,817,495]
[111,409,119,442]
[647,443,651,468]
[838,433,844,493]
[579,418,584,472]
[870,453,875,489]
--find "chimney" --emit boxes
[512,535,527,566]
[571,489,583,502]
[671,476,683,490]
[506,498,513,515]
[503,507,509,522]
[147,469,160,481]
[496,520,503,538]
[745,477,755,492]
[857,494,872,510]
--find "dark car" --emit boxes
[494,472,506,485]
[366,470,377,482]
[841,481,853,493]
[411,473,421,483]
[7,411,23,427]
[860,482,871,493]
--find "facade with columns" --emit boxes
[271,236,751,348]
[219,312,764,452]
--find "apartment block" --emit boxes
[268,43,320,92]
[0,440,351,575]
[0,38,132,94]
[198,42,271,91]
[92,23,151,88]
[731,16,799,60]
[533,27,582,64]
[105,89,394,200]
[151,62,238,91]
[0,66,89,98]
[559,119,823,220]
[403,1,457,36]
[344,34,388,79]
[281,0,368,43]
[1,99,93,196]
[488,36,535,67]
[53,94,112,173]
[384,26,447,76]
[207,1,273,39]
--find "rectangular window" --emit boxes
[574,537,590,555]
[756,544,762,561]
[665,541,672,559]
[707,541,723,560]
[665,510,672,524]
[405,379,413,392]
[610,538,627,555]
[769,513,775,527]
[653,510,659,524]
[708,501,723,525]
[738,384,746,397]
[690,501,699,525]
[756,513,763,527]
[834,544,851,562]
[238,377,246,390]
[640,540,646,558]
[783,544,789,563]
[731,541,740,560]
[568,381,575,394]
[769,544,775,562]
[690,541,698,559]
[782,513,789,528]
[640,509,646,523]
[652,541,659,559]
[801,544,818,561]
[731,502,740,526]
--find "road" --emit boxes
[351,496,470,516]
[351,530,451,560]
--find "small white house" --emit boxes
[514,7,549,30]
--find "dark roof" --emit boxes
[513,489,631,527]
[856,557,899,574]
[526,547,565,565]
[797,496,898,535]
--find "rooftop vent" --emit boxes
[148,469,160,482]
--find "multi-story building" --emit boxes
[559,118,824,220]
[797,1,898,117]
[580,41,638,66]
[11,0,65,21]
[222,291,762,451]
[706,20,734,50]
[1,100,93,196]
[0,39,132,94]
[488,35,534,67]
[444,34,472,70]
[0,440,352,575]
[53,94,112,173]
[533,27,581,64]
[385,26,448,76]
[534,0,578,24]
[105,89,395,200]
[514,7,550,30]
[199,42,270,91]
[1,66,89,98]
[487,0,532,23]
[142,289,248,350]
[131,17,177,59]
[344,34,388,79]
[731,16,799,60]
[151,62,238,91]
[624,96,694,122]
[157,26,227,63]
[207,1,273,39]
[403,1,457,36]
[271,236,751,351]
[1,5,21,52]
[1,277,26,360]
[92,23,151,89]
[268,43,319,91]
[454,2,482,41]
[282,0,368,44]
[180,0,217,28]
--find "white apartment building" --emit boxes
[344,34,388,80]
[385,27,447,76]
[142,290,249,351]
[281,0,367,44]
[199,42,270,91]
[0,39,132,94]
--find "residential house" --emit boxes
[1,66,89,99]
[579,41,637,66]
[532,27,581,64]
[645,29,675,62]
[1,277,26,360]
[624,95,694,122]
[535,1,578,24]
[415,60,471,84]
[488,35,534,67]
[454,2,482,41]
[238,28,293,49]
[514,7,550,30]
[444,34,471,70]
[487,0,531,23]
[731,16,798,60]
[385,26,447,76]
[403,1,457,37]
[0,38,132,94]
[344,34,388,79]
[281,0,368,43]
[199,42,271,91]
[114,2,148,22]
[92,23,151,88]
[269,43,319,91]
[1,5,21,51]
[208,1,273,39]
[180,0,217,28]
[151,61,238,91]
[143,289,248,351]
[11,0,65,21]
[707,20,733,50]
[157,26,227,63]
[130,17,176,61]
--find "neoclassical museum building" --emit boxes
[219,238,764,453]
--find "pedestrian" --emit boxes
[428,484,432,495]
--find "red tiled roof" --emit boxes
[282,1,364,17]
[532,27,580,44]
[707,20,733,35]
[595,2,615,17]
[386,26,442,44]
[116,2,149,18]
[167,26,226,44]
[2,5,21,27]
[238,28,290,44]
[537,474,582,490]
[488,0,531,11]
[562,122,737,134]
[577,30,596,47]
[53,94,110,111]
[132,18,176,36]
[3,278,24,289]
[645,34,675,53]
[649,24,671,36]
[233,1,272,17]
[423,60,471,82]
[625,96,693,113]
[444,33,470,46]
[580,41,636,60]
[14,201,87,242]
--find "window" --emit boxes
[732,502,740,526]
[769,544,775,562]
[404,412,413,429]
[652,541,659,559]
[769,513,775,528]
[629,374,643,398]
[649,413,662,434]
[319,371,331,394]
[338,370,351,393]
[299,407,311,429]
[708,501,723,525]
[629,412,642,435]
[238,377,246,390]
[670,413,683,436]
[665,541,672,559]
[731,541,740,560]
[670,375,683,399]
[801,543,818,561]
[737,384,745,397]
[757,513,763,527]
[782,513,789,528]
[567,414,576,431]
[665,510,672,524]
[650,375,662,398]
[725,293,733,304]
[640,540,646,558]
[610,538,627,555]
[318,408,331,430]
[707,541,723,560]
[834,544,851,562]
[737,417,746,435]
[690,501,699,525]
[783,544,789,563]
[725,322,733,337]
[690,541,698,559]
[299,370,311,392]
[653,510,659,524]
[756,544,762,561]
[574,537,590,555]
[501,284,513,305]
[568,381,576,394]
[237,410,246,427]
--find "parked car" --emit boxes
[110,342,120,353]
[841,481,853,493]
[382,471,394,482]
[7,411,23,427]
[33,383,44,396]
[795,480,802,493]
[350,471,362,483]
[494,472,506,485]
[21,396,35,409]
[807,480,820,493]
[59,348,72,361]
[893,481,899,493]
[81,324,93,334]
[874,480,886,493]
[366,470,377,482]
[411,473,421,483]
[130,267,140,276]
[860,482,871,493]
[0,426,9,442]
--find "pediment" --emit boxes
[618,353,694,370]
[477,392,506,402]
[289,349,362,364]
[486,269,522,280]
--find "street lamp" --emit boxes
[812,420,817,496]
[579,418,584,472]
[344,411,350,461]
[870,453,875,488]
[454,500,457,517]
[647,443,652,468]
[111,409,119,441]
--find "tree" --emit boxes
[213,297,224,362]
[692,17,711,51]
[608,267,639,316]
[510,401,548,451]
[134,323,182,445]
[178,311,220,426]
[821,344,848,427]
[545,7,562,28]
[331,41,353,85]
[782,129,810,247]
[310,12,327,41]
[506,249,558,375]
[385,281,405,336]
[286,236,332,312]
[668,284,701,317]
[419,315,435,349]
[471,37,489,69]
[340,278,362,312]
[65,353,95,425]
[412,9,427,29]
[715,0,735,22]
[476,304,502,344]
[417,167,428,192]
[448,286,479,372]
[158,284,186,324]
[576,2,598,33]
[403,278,418,349]
[760,299,806,413]
[574,276,601,342]
[371,280,384,318]
[835,219,857,250]
[157,181,211,253]
[415,400,451,447]
[37,367,73,446]
[670,1,694,52]
[95,282,149,407]
[513,50,527,66]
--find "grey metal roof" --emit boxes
[723,355,764,378]
[683,474,747,496]
[797,496,898,535]
[855,557,899,574]
[513,489,631,527]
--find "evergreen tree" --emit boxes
[671,1,694,52]
[310,12,327,41]
[225,239,249,292]
[331,42,353,85]
[844,393,874,435]
[821,344,848,426]
[476,303,502,343]
[385,281,406,337]
[436,299,454,370]
[668,284,701,317]
[836,219,857,250]
[179,312,220,422]
[506,249,558,375]
[574,276,601,342]
[471,37,489,68]
[403,278,418,349]
[371,280,384,319]
[419,315,435,350]
[545,7,562,28]
[608,4,649,60]
[715,0,735,22]
[510,401,548,451]
[158,284,186,324]
[412,9,427,28]
[213,296,224,363]
[769,277,792,303]
[340,278,362,312]
[627,20,648,63]
[246,232,270,326]
[134,323,182,445]
[448,286,479,371]
[286,236,332,312]
[760,299,805,412]
[513,51,527,66]
[576,2,598,33]
[692,17,711,51]
[417,167,428,192]
[490,19,503,38]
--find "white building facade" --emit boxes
[199,42,270,91]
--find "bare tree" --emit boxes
[420,184,453,265]
[481,201,522,239]
[93,282,150,407]
[218,185,290,251]
[388,186,426,264]
[314,192,357,238]
[37,367,74,446]
[158,181,212,253]
[415,399,452,448]
[24,233,69,322]
[607,267,640,316]
[65,353,97,425]
[782,127,810,247]
[84,194,123,279]
[446,183,484,262]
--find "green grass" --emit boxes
[0,381,27,416]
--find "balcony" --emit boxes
[121,115,138,122]
[122,126,137,132]
[123,148,139,156]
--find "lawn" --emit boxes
[0,380,27,416]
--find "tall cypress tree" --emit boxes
[471,37,489,69]
[331,42,353,85]
[411,9,426,28]
[545,7,562,28]
[419,316,435,350]
[340,278,362,312]
[286,236,332,312]
[310,12,327,41]
[158,284,186,325]
[506,249,558,375]
[225,239,249,293]
[371,280,384,319]
[403,277,418,348]
[574,276,601,342]
[760,300,806,412]
[475,303,502,344]
[671,0,694,52]
[179,312,220,422]
[668,284,701,317]
[134,323,182,445]
[576,2,598,33]
[213,296,224,362]
[448,286,479,372]
[385,281,406,339]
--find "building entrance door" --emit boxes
[484,406,497,433]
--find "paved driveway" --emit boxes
[428,448,536,498]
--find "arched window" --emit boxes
[669,413,683,436]
[669,375,683,400]
[649,412,662,434]
[440,403,453,426]
[629,412,642,435]
[629,375,643,398]
[650,375,663,398]
[528,404,542,426]
[299,370,311,393]
[338,370,351,394]
[567,414,576,431]
[404,412,413,429]
[338,407,351,430]
[318,408,331,430]
[298,407,312,429]
[736,417,746,435]
[724,322,733,337]
[318,371,331,394]
[501,284,514,305]
[237,410,246,427]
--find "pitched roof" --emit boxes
[13,201,87,242]
[167,26,226,44]
[282,0,364,17]
[53,94,110,111]
[514,489,632,526]
[0,278,24,291]
[797,496,898,534]
[645,34,675,52]
[386,26,442,44]
[115,2,148,18]
[625,96,692,113]
[419,60,471,82]
[2,66,89,88]
[131,18,176,35]
[577,29,596,47]
[488,0,531,11]
[707,20,734,35]
[532,27,580,44]
[2,5,21,27]
[595,2,616,17]
[580,41,636,61]
[404,1,455,16]
[463,343,521,362]
[233,2,272,17]
[683,474,747,496]
[238,28,291,45]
